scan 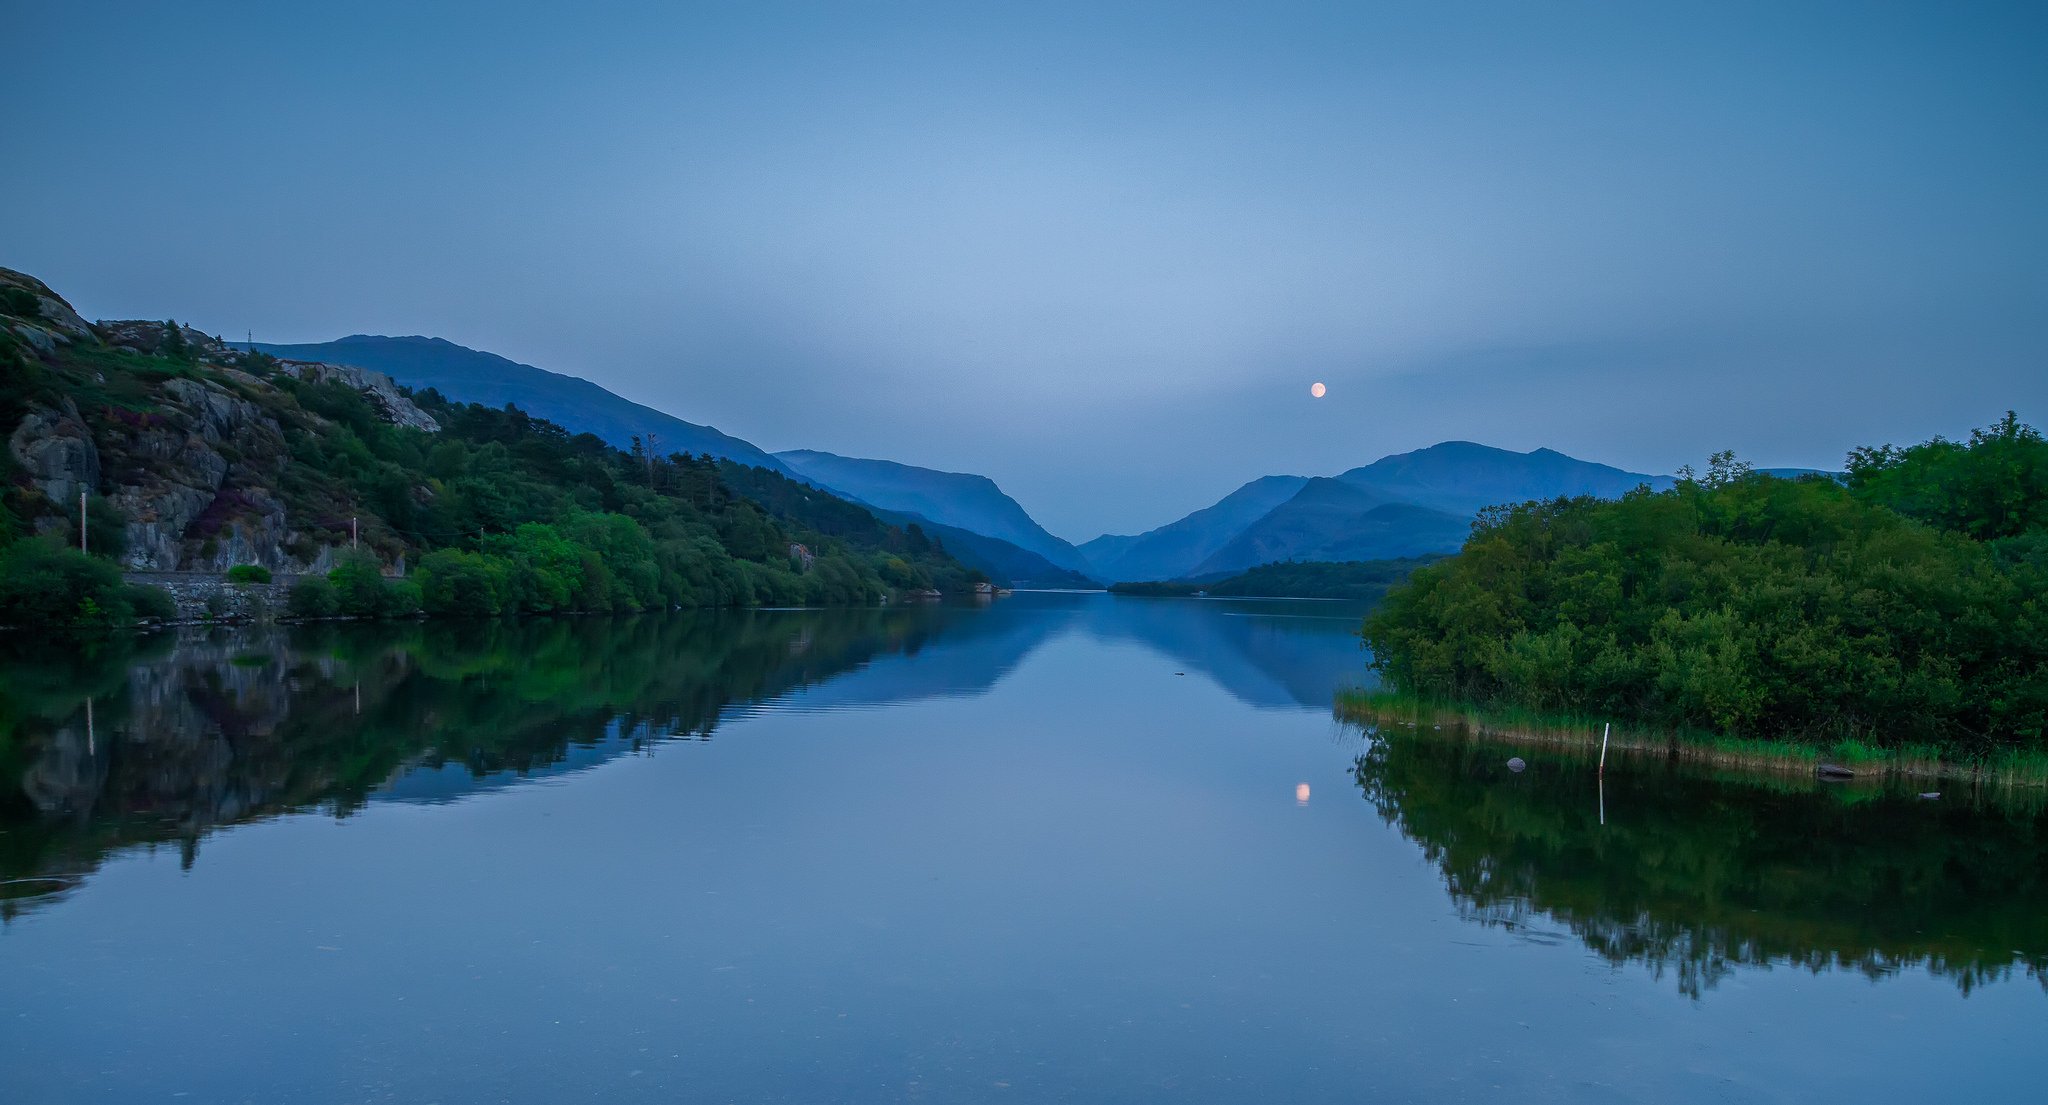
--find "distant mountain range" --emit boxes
[254,335,795,476]
[775,450,1095,575]
[263,332,1824,589]
[1084,442,1686,583]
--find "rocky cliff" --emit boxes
[2,267,438,571]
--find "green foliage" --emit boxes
[1208,556,1441,600]
[84,496,129,563]
[123,583,177,622]
[1847,411,2048,540]
[326,551,417,619]
[1364,426,2048,756]
[227,564,272,585]
[10,318,981,626]
[159,319,192,362]
[0,538,136,632]
[287,576,338,619]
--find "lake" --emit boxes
[3,592,2044,1103]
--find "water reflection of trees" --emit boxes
[0,609,964,919]
[1351,728,2048,998]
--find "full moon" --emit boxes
[1310,381,1326,398]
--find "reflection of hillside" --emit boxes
[0,608,973,918]
[751,594,1083,713]
[1352,727,2048,998]
[1083,596,1373,709]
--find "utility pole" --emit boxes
[79,490,87,554]
[351,516,358,549]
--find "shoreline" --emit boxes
[1335,690,2048,791]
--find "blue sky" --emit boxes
[6,1,2044,540]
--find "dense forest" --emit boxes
[275,382,983,617]
[2,281,984,631]
[1362,415,2048,755]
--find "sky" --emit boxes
[6,1,2045,541]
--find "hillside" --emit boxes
[1085,444,1683,585]
[2,267,982,628]
[1079,474,1310,583]
[861,511,1097,589]
[776,450,1092,574]
[1336,441,1671,515]
[1191,481,1472,576]
[255,335,793,476]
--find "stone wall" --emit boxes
[127,572,297,624]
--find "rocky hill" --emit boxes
[2,267,982,619]
[4,269,439,572]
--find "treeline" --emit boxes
[1207,556,1440,600]
[1363,414,2048,755]
[1,298,985,631]
[277,377,984,618]
[1107,556,1441,599]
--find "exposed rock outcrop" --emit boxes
[3,272,441,572]
[7,398,101,507]
[278,360,440,432]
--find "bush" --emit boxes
[416,548,507,616]
[123,583,178,622]
[326,550,417,618]
[227,564,273,585]
[85,495,129,563]
[0,537,134,631]
[287,576,338,619]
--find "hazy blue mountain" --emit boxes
[1078,475,1311,583]
[776,450,1093,573]
[869,510,1098,589]
[255,335,793,475]
[1336,440,1671,515]
[1190,480,1473,577]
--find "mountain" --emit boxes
[2,267,981,610]
[254,335,793,476]
[1078,474,1311,584]
[1336,440,1671,515]
[869,511,1097,589]
[775,450,1093,574]
[1082,444,1685,584]
[1190,481,1472,577]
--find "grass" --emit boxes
[1335,688,2048,789]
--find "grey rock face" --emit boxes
[7,399,101,507]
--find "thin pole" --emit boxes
[351,517,358,549]
[1598,722,1610,777]
[79,490,88,554]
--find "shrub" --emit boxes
[227,564,272,585]
[326,550,417,618]
[0,538,133,631]
[416,548,506,616]
[329,551,391,617]
[85,496,129,563]
[123,583,178,622]
[0,286,39,317]
[287,576,338,619]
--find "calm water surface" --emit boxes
[2,592,2043,1103]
